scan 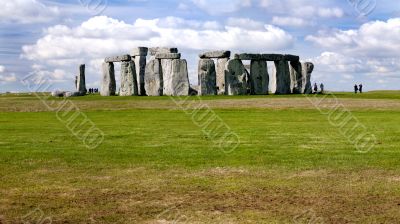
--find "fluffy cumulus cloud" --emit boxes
[272,16,311,27]
[0,65,17,84]
[306,18,400,57]
[192,0,252,15]
[22,16,294,62]
[0,0,60,24]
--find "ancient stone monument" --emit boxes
[77,64,87,94]
[99,47,314,97]
[198,59,217,95]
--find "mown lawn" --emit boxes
[0,92,400,223]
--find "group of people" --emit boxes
[88,88,99,94]
[354,84,363,94]
[313,83,324,94]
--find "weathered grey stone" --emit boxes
[135,56,147,95]
[101,62,116,96]
[301,62,314,94]
[216,58,228,95]
[284,54,300,61]
[236,53,284,61]
[120,61,138,96]
[289,61,302,94]
[274,60,291,94]
[145,59,163,96]
[131,47,148,56]
[77,64,87,94]
[149,47,178,56]
[189,85,199,96]
[155,53,181,59]
[161,59,190,96]
[51,90,65,97]
[224,59,249,95]
[64,91,85,97]
[199,51,231,59]
[250,60,269,95]
[104,55,131,63]
[198,59,217,96]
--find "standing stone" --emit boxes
[77,64,87,94]
[145,59,163,96]
[216,58,228,95]
[274,60,291,94]
[289,61,303,94]
[161,59,190,96]
[134,56,147,96]
[101,62,116,96]
[301,62,314,94]
[198,59,217,96]
[120,61,138,96]
[250,60,269,95]
[224,59,249,95]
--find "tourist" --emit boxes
[359,84,363,94]
[313,83,318,94]
[320,83,324,94]
[354,84,358,94]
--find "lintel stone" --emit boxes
[199,50,231,59]
[105,55,131,63]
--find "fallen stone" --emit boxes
[199,50,231,59]
[104,55,131,63]
[77,64,87,94]
[149,47,178,56]
[161,59,190,96]
[301,62,314,94]
[250,60,269,95]
[198,59,217,96]
[64,91,85,97]
[120,61,138,96]
[155,53,181,59]
[145,59,163,96]
[101,62,116,96]
[51,90,65,97]
[135,56,147,95]
[131,47,148,56]
[289,61,302,94]
[216,58,228,95]
[274,60,291,94]
[224,59,250,95]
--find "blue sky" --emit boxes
[0,0,399,92]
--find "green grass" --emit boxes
[0,92,400,223]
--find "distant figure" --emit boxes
[313,83,318,94]
[354,84,359,94]
[359,84,363,94]
[320,83,324,94]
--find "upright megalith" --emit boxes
[301,62,314,94]
[289,60,302,94]
[145,59,163,96]
[274,59,291,94]
[120,61,138,96]
[131,47,148,96]
[161,59,190,96]
[217,58,229,95]
[77,64,87,94]
[250,60,269,95]
[101,62,116,96]
[198,59,217,95]
[224,59,249,95]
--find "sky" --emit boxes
[0,0,399,92]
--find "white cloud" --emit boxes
[192,0,252,15]
[226,18,265,30]
[272,16,311,27]
[306,18,400,57]
[318,7,344,18]
[0,0,60,24]
[0,65,17,84]
[0,65,5,73]
[22,16,294,62]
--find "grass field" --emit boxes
[1,91,400,223]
